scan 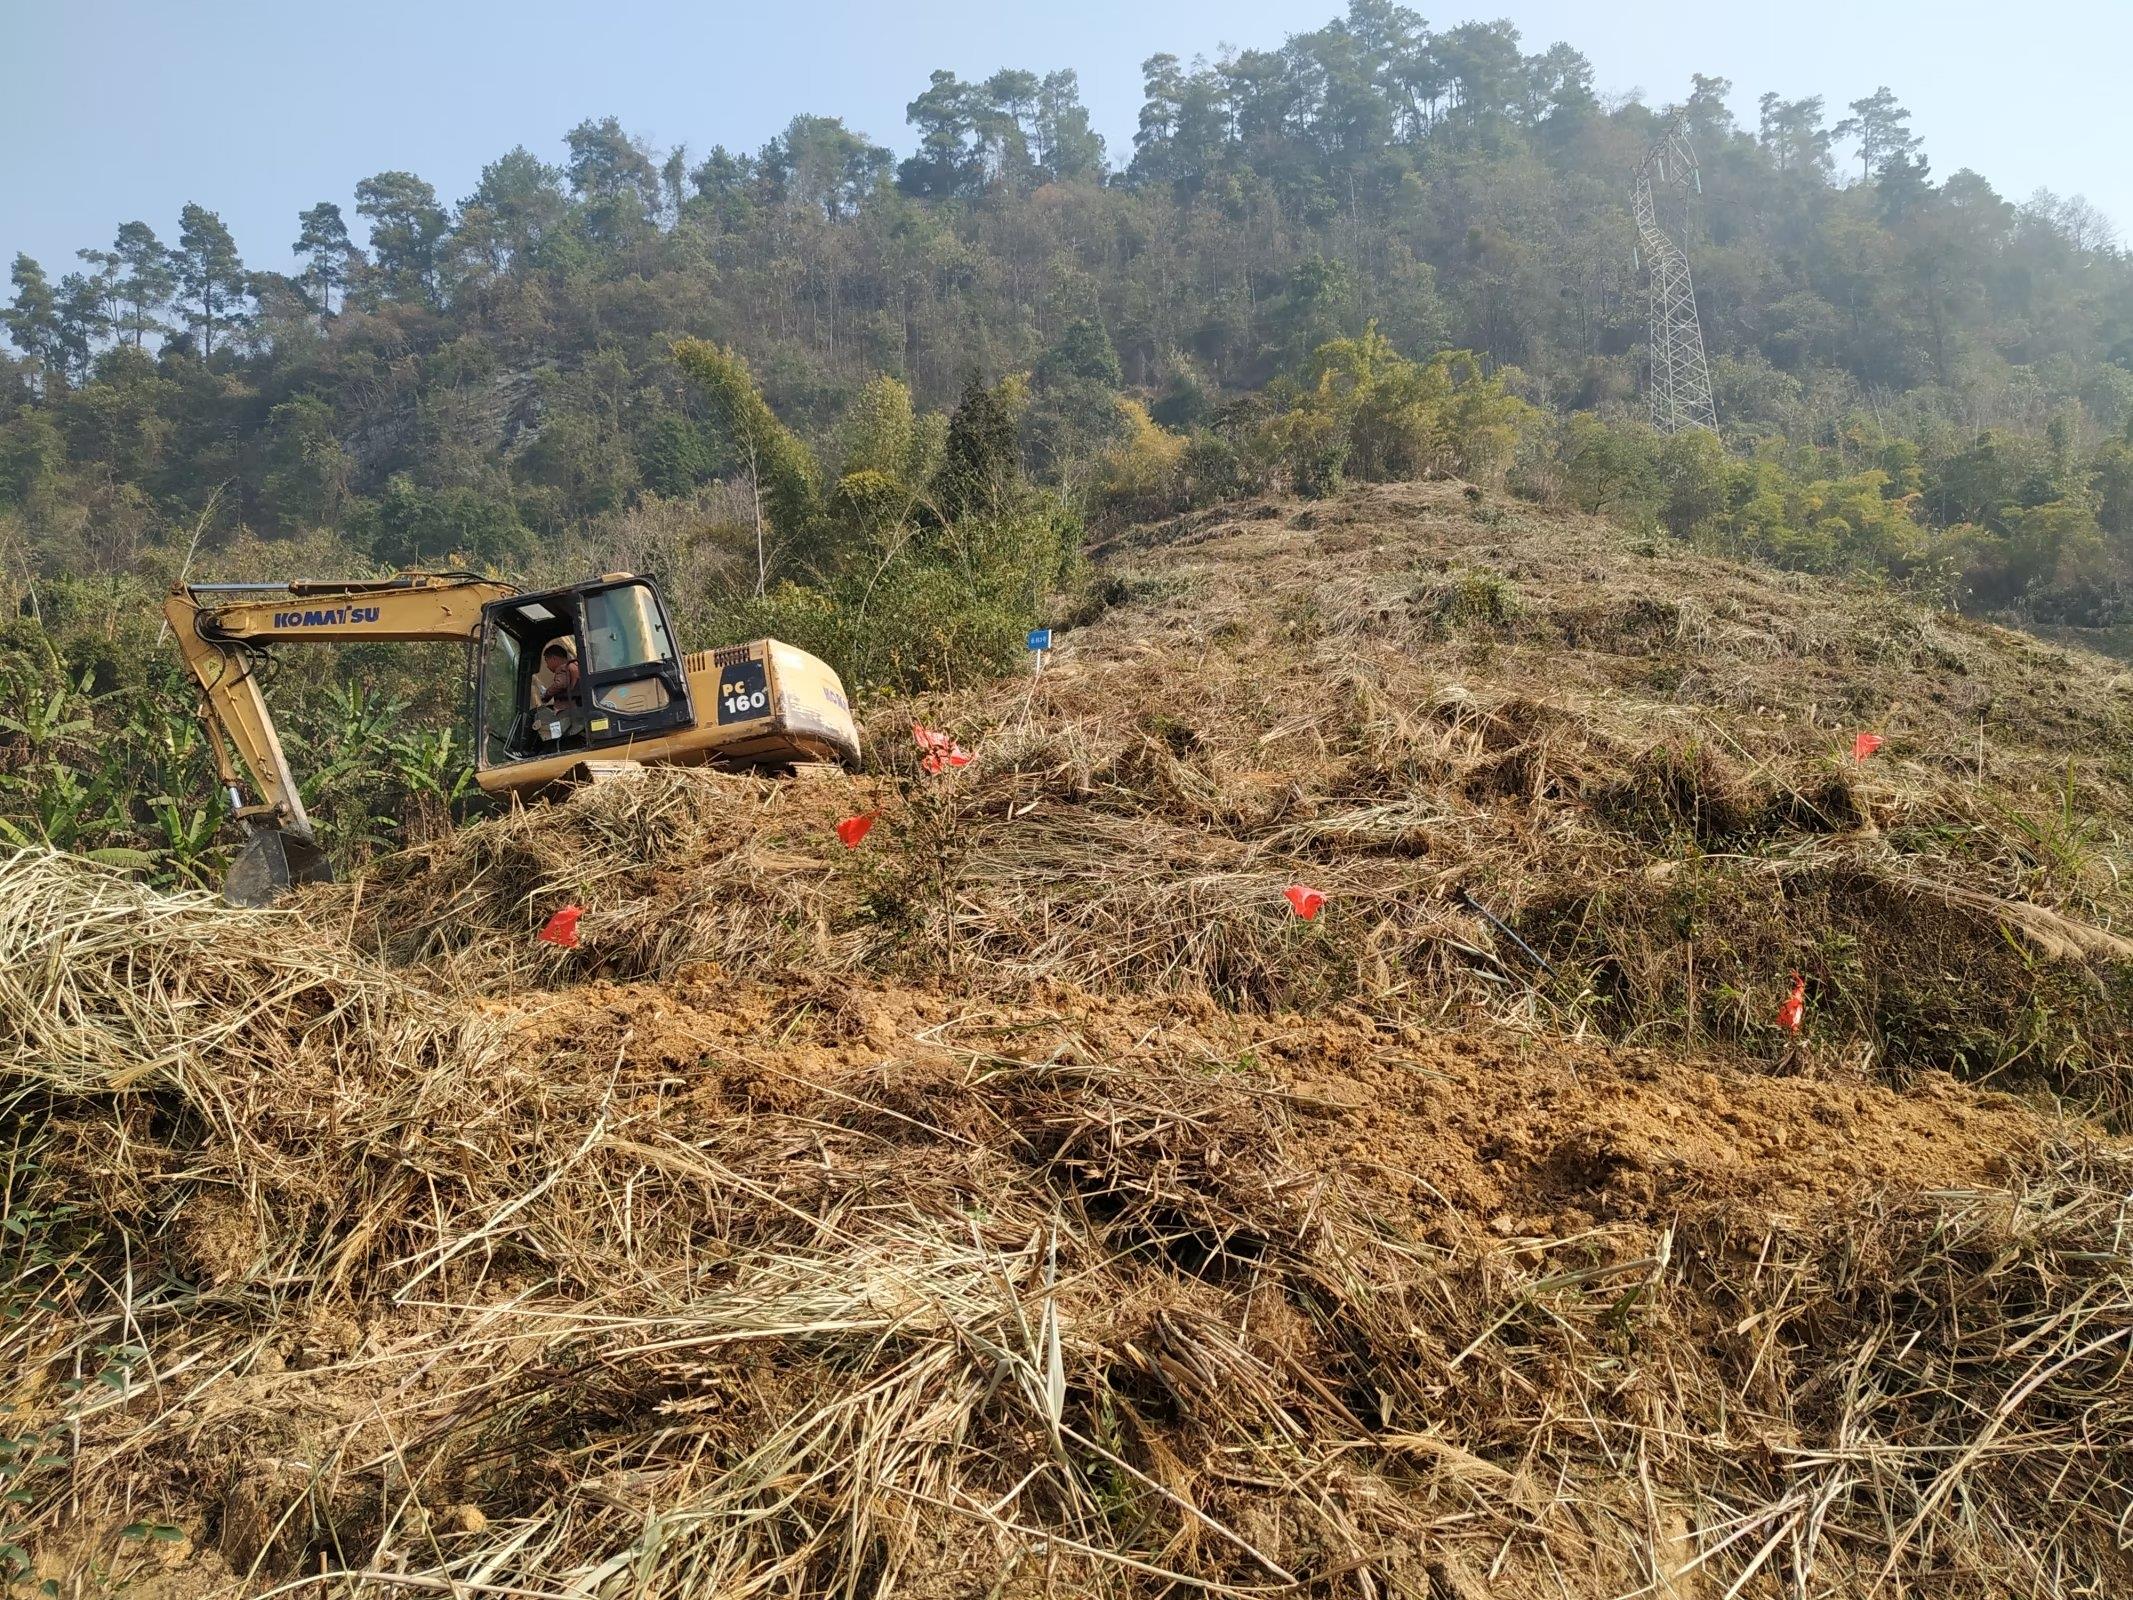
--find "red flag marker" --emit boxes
[538,905,584,948]
[1851,732,1884,762]
[1775,972,1806,1034]
[912,723,972,775]
[835,812,879,848]
[1283,884,1327,921]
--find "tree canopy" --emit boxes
[2,2,2130,626]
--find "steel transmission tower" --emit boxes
[1633,117,1718,434]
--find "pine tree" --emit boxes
[112,222,175,346]
[1034,70,1106,180]
[1,255,61,384]
[1835,87,1922,182]
[172,204,247,357]
[293,202,360,314]
[353,173,447,303]
[934,374,1020,522]
[53,270,109,379]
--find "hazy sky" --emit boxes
[3,0,2130,279]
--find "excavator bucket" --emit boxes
[224,828,332,907]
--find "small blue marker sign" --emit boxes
[1026,627,1053,652]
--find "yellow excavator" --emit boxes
[164,570,860,904]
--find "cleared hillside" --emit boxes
[332,479,2133,1097]
[6,483,2132,1599]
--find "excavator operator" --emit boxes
[536,637,581,708]
[532,637,584,744]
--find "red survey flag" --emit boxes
[1851,732,1884,762]
[835,812,879,848]
[538,904,584,948]
[1775,972,1806,1034]
[912,723,972,775]
[1283,884,1327,921]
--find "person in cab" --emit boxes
[531,637,584,743]
[537,637,581,707]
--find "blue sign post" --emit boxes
[1026,626,1052,680]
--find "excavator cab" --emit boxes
[474,576,694,768]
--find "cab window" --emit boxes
[583,584,674,672]
[479,626,523,767]
[581,582,677,716]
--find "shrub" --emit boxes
[719,497,1080,698]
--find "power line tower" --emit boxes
[1634,116,1718,435]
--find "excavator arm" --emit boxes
[162,572,519,902]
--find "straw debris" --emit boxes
[9,481,2133,1597]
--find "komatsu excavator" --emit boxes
[164,570,860,904]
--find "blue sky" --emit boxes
[3,0,2129,277]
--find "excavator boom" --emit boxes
[170,573,517,644]
[163,572,519,903]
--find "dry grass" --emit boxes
[11,481,2133,1597]
[4,848,2130,1598]
[311,483,2133,1109]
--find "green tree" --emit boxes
[1034,70,1106,181]
[2003,497,2106,599]
[761,115,892,220]
[1436,19,1525,122]
[354,173,448,303]
[1932,431,2054,529]
[1129,52,1228,186]
[0,408,63,505]
[172,203,247,357]
[1037,318,1123,388]
[52,270,109,380]
[111,222,174,346]
[837,374,925,484]
[934,374,1022,522]
[461,146,571,271]
[830,375,935,547]
[1274,256,1360,366]
[565,117,663,241]
[1656,428,1731,537]
[2093,433,2133,544]
[293,202,361,314]
[686,146,763,232]
[262,395,353,527]
[673,338,823,589]
[899,71,985,197]
[1758,94,1832,176]
[633,411,723,499]
[1560,415,1661,523]
[73,247,124,343]
[354,474,532,568]
[1834,87,1922,182]
[1,256,60,383]
[515,409,638,525]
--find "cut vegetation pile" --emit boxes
[8,482,2133,1599]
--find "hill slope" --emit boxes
[6,484,2133,1599]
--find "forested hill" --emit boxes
[4,1,2133,633]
